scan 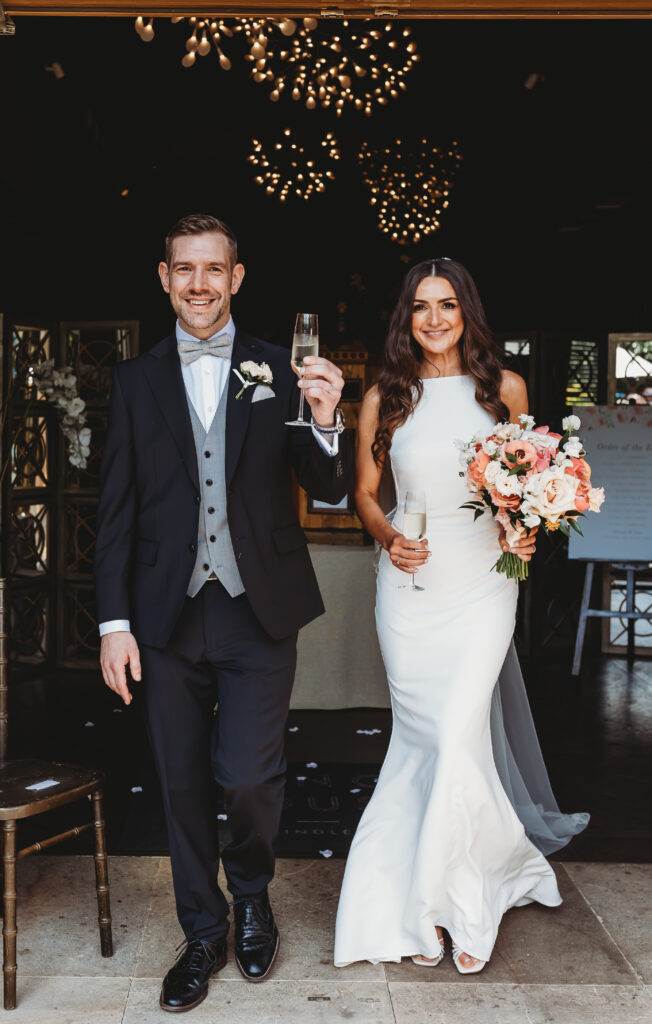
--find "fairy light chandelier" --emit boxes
[249,19,419,116]
[358,139,463,245]
[134,16,419,115]
[248,128,340,201]
[135,14,311,70]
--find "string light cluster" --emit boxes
[358,139,463,245]
[134,17,418,115]
[249,19,419,116]
[248,129,340,201]
[135,15,311,70]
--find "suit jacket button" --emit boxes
[189,543,196,554]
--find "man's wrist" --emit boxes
[312,408,345,434]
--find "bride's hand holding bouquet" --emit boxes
[458,414,605,581]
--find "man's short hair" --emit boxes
[164,214,238,269]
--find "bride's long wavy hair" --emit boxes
[372,258,509,466]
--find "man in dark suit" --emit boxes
[95,214,353,1013]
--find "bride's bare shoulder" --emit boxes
[499,369,527,403]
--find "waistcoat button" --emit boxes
[209,535,216,542]
[206,479,213,486]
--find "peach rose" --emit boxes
[522,467,579,524]
[468,449,490,488]
[565,457,591,483]
[490,489,522,512]
[574,481,591,512]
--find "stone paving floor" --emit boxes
[5,856,652,1023]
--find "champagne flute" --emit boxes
[399,490,427,592]
[286,312,319,427]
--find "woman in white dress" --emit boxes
[334,258,587,974]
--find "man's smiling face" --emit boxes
[158,231,245,340]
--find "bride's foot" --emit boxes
[451,942,485,975]
[411,927,445,967]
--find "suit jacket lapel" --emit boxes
[142,334,200,493]
[225,329,264,486]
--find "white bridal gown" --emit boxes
[334,375,587,967]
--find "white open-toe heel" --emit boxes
[411,930,445,967]
[451,942,486,975]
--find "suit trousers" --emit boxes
[139,579,297,942]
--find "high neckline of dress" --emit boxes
[421,374,470,381]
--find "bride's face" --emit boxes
[411,276,465,359]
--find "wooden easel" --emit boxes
[572,560,652,675]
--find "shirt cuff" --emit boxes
[311,424,339,456]
[99,619,131,636]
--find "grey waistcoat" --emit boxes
[186,385,245,599]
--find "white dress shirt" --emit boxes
[99,319,338,637]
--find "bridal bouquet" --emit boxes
[457,414,605,581]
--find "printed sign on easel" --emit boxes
[568,405,652,563]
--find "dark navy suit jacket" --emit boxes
[94,329,354,647]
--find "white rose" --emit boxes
[562,415,581,432]
[494,470,523,498]
[493,422,522,442]
[523,468,579,523]
[241,360,273,383]
[484,460,503,486]
[562,436,584,458]
[588,487,605,512]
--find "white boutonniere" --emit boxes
[232,360,274,400]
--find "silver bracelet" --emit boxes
[312,408,345,435]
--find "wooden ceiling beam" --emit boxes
[6,1,652,18]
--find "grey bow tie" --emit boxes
[177,332,232,365]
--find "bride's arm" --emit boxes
[500,369,529,421]
[355,387,429,573]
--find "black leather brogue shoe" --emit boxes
[160,937,227,1013]
[233,891,280,982]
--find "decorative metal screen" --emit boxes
[1,318,56,672]
[1,316,138,674]
[57,322,138,668]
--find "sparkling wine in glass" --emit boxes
[286,313,319,427]
[399,490,427,592]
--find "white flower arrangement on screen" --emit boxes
[31,360,91,469]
